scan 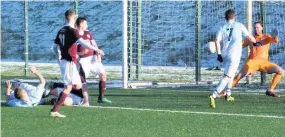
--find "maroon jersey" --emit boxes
[77,31,95,58]
[54,26,79,63]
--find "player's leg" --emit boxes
[210,75,231,108]
[262,62,284,97]
[93,63,111,103]
[50,85,72,118]
[210,58,240,108]
[210,62,231,108]
[218,69,249,99]
[50,60,82,118]
[214,59,239,97]
[224,77,234,101]
[232,59,258,88]
[78,63,90,106]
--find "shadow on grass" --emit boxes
[89,93,208,99]
[1,102,8,107]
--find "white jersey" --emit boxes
[8,83,45,107]
[216,21,249,59]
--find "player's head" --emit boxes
[75,17,88,31]
[14,88,29,102]
[65,10,77,25]
[225,9,236,21]
[254,21,263,35]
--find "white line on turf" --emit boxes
[2,100,284,119]
[81,105,285,119]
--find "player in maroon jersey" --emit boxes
[50,10,104,118]
[76,17,111,104]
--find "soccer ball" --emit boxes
[205,41,216,54]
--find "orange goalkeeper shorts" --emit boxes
[242,59,277,73]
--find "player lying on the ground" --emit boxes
[50,10,104,118]
[76,17,111,103]
[39,82,90,106]
[209,9,257,108]
[45,84,86,106]
[5,66,48,107]
[229,22,284,97]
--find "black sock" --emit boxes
[99,81,102,100]
[53,82,65,89]
[70,88,84,98]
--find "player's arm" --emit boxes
[5,81,13,103]
[57,48,62,64]
[90,40,98,48]
[215,28,223,62]
[30,66,46,87]
[54,32,62,64]
[266,29,279,44]
[246,35,256,43]
[240,24,257,44]
[73,30,104,55]
[52,44,61,64]
[91,39,104,56]
[77,39,104,56]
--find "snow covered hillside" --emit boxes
[1,1,284,68]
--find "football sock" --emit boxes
[212,92,218,98]
[215,79,228,94]
[269,73,282,91]
[99,81,106,100]
[226,89,231,97]
[52,82,65,89]
[226,78,233,96]
[51,92,68,112]
[70,88,84,98]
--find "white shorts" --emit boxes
[224,58,240,78]
[57,88,83,105]
[60,60,82,85]
[79,56,105,78]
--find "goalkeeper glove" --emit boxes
[253,42,263,47]
[217,54,223,63]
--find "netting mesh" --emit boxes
[127,0,285,89]
[1,1,284,88]
[128,1,196,82]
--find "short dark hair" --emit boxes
[254,21,263,27]
[225,9,236,20]
[14,88,22,99]
[76,17,87,27]
[65,9,75,20]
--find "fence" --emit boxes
[1,0,285,89]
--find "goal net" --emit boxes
[125,0,285,89]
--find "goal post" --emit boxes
[122,0,128,89]
[246,0,252,84]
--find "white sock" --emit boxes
[212,92,218,98]
[226,78,233,97]
[215,78,228,94]
[226,90,231,97]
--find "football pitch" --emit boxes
[2,87,285,137]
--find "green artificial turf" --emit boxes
[2,88,285,137]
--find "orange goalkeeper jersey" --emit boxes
[243,34,279,60]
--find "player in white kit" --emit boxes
[210,9,258,108]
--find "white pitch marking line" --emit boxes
[81,105,285,119]
[2,100,284,119]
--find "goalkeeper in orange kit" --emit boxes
[229,22,284,97]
